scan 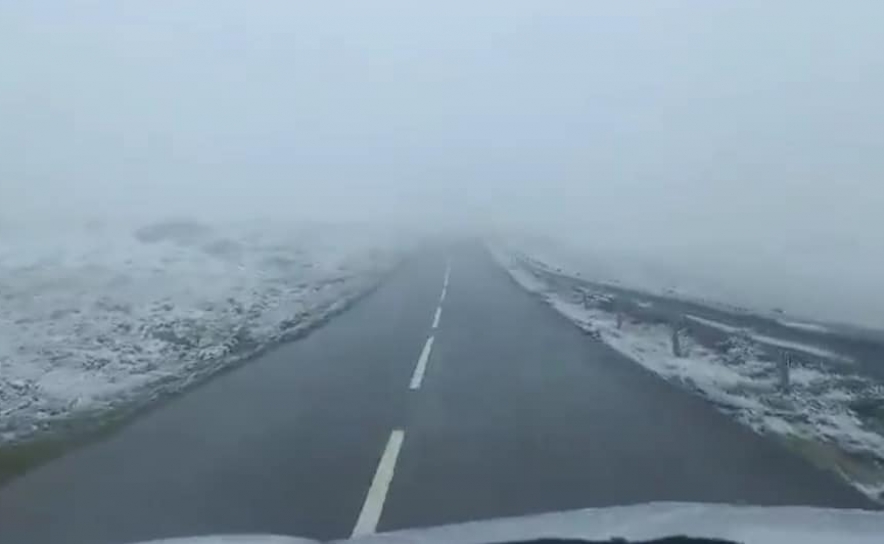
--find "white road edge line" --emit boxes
[440,286,447,303]
[443,261,451,288]
[351,430,405,537]
[432,306,442,329]
[409,336,435,390]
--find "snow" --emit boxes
[493,231,884,331]
[686,314,742,334]
[128,503,884,543]
[493,245,884,502]
[348,502,884,544]
[548,298,770,405]
[0,220,410,444]
[491,248,548,295]
[778,320,832,333]
[687,315,852,363]
[788,366,829,387]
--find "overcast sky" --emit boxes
[2,1,883,322]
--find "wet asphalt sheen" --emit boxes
[0,245,872,544]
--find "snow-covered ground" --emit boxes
[491,245,884,502]
[0,219,410,445]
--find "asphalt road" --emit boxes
[0,245,872,544]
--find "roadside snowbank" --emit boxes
[492,246,884,502]
[0,220,409,444]
[498,231,884,330]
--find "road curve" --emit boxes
[0,244,872,544]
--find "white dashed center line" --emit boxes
[354,260,448,534]
[409,336,435,390]
[352,429,405,536]
[410,262,449,389]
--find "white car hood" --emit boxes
[142,502,884,544]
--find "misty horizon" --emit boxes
[2,1,883,326]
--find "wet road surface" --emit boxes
[0,245,872,544]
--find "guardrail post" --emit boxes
[671,321,682,357]
[778,352,791,393]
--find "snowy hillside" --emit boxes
[0,220,410,444]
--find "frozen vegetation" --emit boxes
[0,219,409,444]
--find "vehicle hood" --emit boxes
[141,502,884,544]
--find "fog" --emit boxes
[2,1,883,325]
